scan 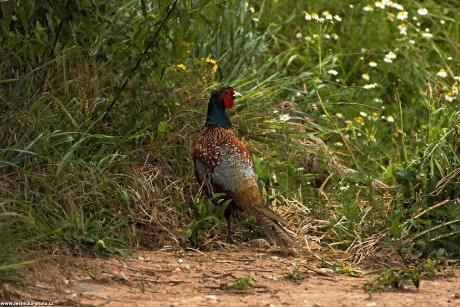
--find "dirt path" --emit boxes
[3,246,460,306]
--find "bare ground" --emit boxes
[2,245,460,307]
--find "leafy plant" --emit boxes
[182,195,231,246]
[228,274,255,291]
[285,266,308,281]
[364,259,438,298]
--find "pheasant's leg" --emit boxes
[224,207,234,244]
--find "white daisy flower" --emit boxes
[417,8,428,15]
[324,12,333,20]
[397,11,408,20]
[328,69,339,76]
[392,3,404,10]
[437,69,448,78]
[445,92,456,102]
[386,115,395,122]
[369,61,378,67]
[363,5,373,11]
[387,51,397,59]
[375,1,385,9]
[398,23,407,35]
[363,83,378,89]
[279,114,291,122]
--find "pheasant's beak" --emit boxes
[232,91,242,99]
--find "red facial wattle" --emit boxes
[221,89,235,109]
[223,95,234,109]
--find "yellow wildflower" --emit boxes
[205,57,219,72]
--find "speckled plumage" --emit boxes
[193,88,297,255]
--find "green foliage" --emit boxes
[182,195,231,246]
[389,82,460,256]
[284,266,308,281]
[228,274,255,291]
[364,267,422,296]
[1,0,460,284]
[364,259,438,298]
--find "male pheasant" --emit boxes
[193,87,297,255]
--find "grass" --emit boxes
[364,258,438,298]
[1,0,459,288]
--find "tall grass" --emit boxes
[1,0,459,287]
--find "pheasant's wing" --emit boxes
[193,129,224,196]
[193,127,252,195]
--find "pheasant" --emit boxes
[193,87,297,255]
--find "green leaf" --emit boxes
[181,228,192,244]
[157,121,168,133]
[394,168,417,182]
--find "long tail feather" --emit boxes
[252,210,298,255]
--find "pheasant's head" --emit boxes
[205,87,242,128]
[213,87,242,109]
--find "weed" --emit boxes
[285,266,308,281]
[364,259,438,298]
[331,263,364,278]
[228,274,255,291]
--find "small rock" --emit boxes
[112,271,128,281]
[205,295,218,301]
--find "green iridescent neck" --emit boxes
[205,95,232,129]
